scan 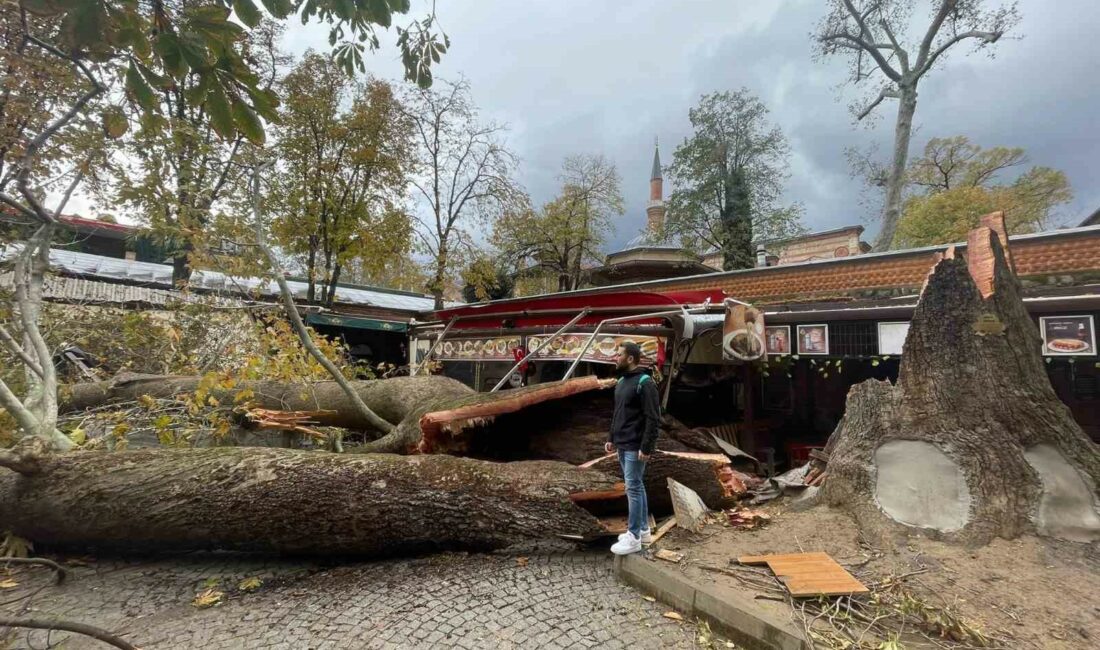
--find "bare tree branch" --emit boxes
[856,86,901,120]
[0,322,43,379]
[0,617,136,650]
[918,30,1003,77]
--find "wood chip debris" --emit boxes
[654,549,684,563]
[726,508,771,529]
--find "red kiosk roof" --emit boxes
[433,289,727,330]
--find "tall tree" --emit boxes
[720,167,752,270]
[269,53,414,307]
[894,136,1072,246]
[493,154,623,292]
[815,0,1021,251]
[403,79,520,309]
[665,90,802,263]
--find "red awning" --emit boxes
[433,289,727,330]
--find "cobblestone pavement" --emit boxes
[2,548,704,649]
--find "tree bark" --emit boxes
[873,85,917,251]
[61,373,473,436]
[0,447,616,556]
[580,450,755,512]
[822,216,1100,545]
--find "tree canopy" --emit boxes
[268,52,415,307]
[664,90,802,261]
[492,154,622,292]
[894,136,1072,247]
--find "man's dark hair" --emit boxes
[620,342,642,364]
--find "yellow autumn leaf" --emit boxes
[0,579,19,589]
[192,588,224,609]
[663,611,683,621]
[238,577,263,592]
[68,427,86,445]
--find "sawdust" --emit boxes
[658,503,1100,649]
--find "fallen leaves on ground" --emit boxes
[192,588,224,608]
[663,611,684,621]
[643,595,656,602]
[238,577,263,592]
[516,556,529,567]
[0,578,18,589]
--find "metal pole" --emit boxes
[490,308,590,392]
[562,305,715,381]
[411,317,456,376]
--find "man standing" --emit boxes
[605,342,661,555]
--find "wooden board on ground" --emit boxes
[649,517,677,545]
[737,552,868,597]
[558,514,656,542]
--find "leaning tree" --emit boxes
[820,213,1100,545]
[815,0,1021,250]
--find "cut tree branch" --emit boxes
[0,557,69,584]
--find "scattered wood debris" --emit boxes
[726,508,771,529]
[649,518,677,545]
[245,408,334,441]
[738,552,868,597]
[654,549,684,563]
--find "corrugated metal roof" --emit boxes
[0,245,446,313]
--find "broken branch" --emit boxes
[0,617,136,650]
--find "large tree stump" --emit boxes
[0,447,618,556]
[821,216,1100,545]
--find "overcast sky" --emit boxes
[73,0,1100,253]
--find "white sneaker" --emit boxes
[618,528,653,544]
[611,532,643,555]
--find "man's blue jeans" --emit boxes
[618,449,648,538]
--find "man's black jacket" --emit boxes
[608,368,661,454]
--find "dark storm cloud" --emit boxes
[280,0,1100,250]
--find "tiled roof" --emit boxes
[0,246,449,314]
[457,225,1100,312]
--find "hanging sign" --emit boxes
[1040,315,1095,356]
[526,333,664,366]
[437,336,523,361]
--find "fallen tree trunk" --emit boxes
[0,447,619,556]
[579,451,758,512]
[61,373,473,436]
[820,215,1100,545]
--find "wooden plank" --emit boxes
[737,552,868,598]
[648,518,677,545]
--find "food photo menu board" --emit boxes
[1040,315,1095,356]
[526,333,663,365]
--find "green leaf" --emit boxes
[246,86,279,122]
[101,108,128,139]
[260,0,294,18]
[64,0,107,49]
[68,427,86,446]
[136,62,171,90]
[125,61,157,111]
[367,0,393,27]
[155,32,189,78]
[232,101,265,144]
[178,31,212,70]
[871,360,880,367]
[206,85,236,140]
[233,0,264,27]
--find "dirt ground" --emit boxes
[653,501,1100,649]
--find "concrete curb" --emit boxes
[614,554,809,650]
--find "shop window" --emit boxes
[828,322,878,357]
